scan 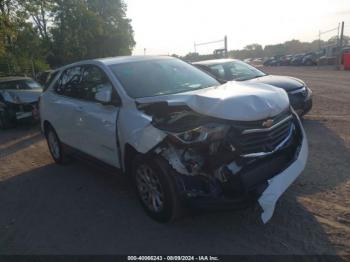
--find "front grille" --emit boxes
[227,110,293,155]
[226,108,291,132]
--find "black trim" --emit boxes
[62,143,122,174]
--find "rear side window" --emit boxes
[54,66,83,98]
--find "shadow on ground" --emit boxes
[293,119,350,196]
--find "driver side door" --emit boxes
[75,65,121,168]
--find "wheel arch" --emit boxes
[123,143,139,175]
[43,120,55,136]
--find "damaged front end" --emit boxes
[137,102,307,223]
[0,91,40,121]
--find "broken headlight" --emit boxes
[169,123,229,144]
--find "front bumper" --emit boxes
[8,102,39,121]
[176,115,308,223]
[258,120,308,222]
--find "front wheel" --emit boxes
[46,126,65,164]
[132,155,183,223]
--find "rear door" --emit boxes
[46,66,85,149]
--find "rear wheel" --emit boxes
[132,155,183,223]
[45,126,65,164]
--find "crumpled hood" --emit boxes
[246,75,304,92]
[136,81,290,121]
[1,89,42,104]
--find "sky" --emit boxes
[126,0,350,56]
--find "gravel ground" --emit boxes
[0,66,349,256]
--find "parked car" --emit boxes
[301,52,318,66]
[0,77,42,128]
[40,56,308,223]
[290,54,305,66]
[263,57,278,66]
[193,59,312,116]
[278,55,293,66]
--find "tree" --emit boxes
[49,0,135,67]
[22,0,54,42]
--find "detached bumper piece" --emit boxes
[175,114,307,223]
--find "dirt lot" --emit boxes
[0,66,349,255]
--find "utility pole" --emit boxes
[317,30,321,69]
[224,35,228,58]
[194,42,197,53]
[337,21,345,70]
[144,48,146,56]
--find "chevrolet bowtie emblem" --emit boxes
[262,119,274,128]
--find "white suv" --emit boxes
[40,56,308,223]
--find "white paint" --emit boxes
[258,122,308,223]
[136,81,290,121]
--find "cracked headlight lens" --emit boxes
[170,123,229,144]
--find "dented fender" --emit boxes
[117,105,167,170]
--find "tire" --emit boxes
[131,154,183,223]
[45,126,65,164]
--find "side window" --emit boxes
[81,65,113,102]
[54,66,83,98]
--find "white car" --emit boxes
[40,56,308,223]
[0,77,42,128]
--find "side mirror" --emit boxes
[95,85,112,104]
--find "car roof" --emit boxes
[54,56,177,71]
[95,55,174,66]
[192,58,238,66]
[0,76,32,83]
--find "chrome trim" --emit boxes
[288,86,306,95]
[241,124,295,158]
[242,115,292,135]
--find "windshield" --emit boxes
[109,58,219,98]
[0,79,41,90]
[24,80,42,89]
[207,60,266,81]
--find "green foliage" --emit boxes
[0,0,135,76]
[49,0,135,66]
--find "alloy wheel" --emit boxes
[135,164,165,213]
